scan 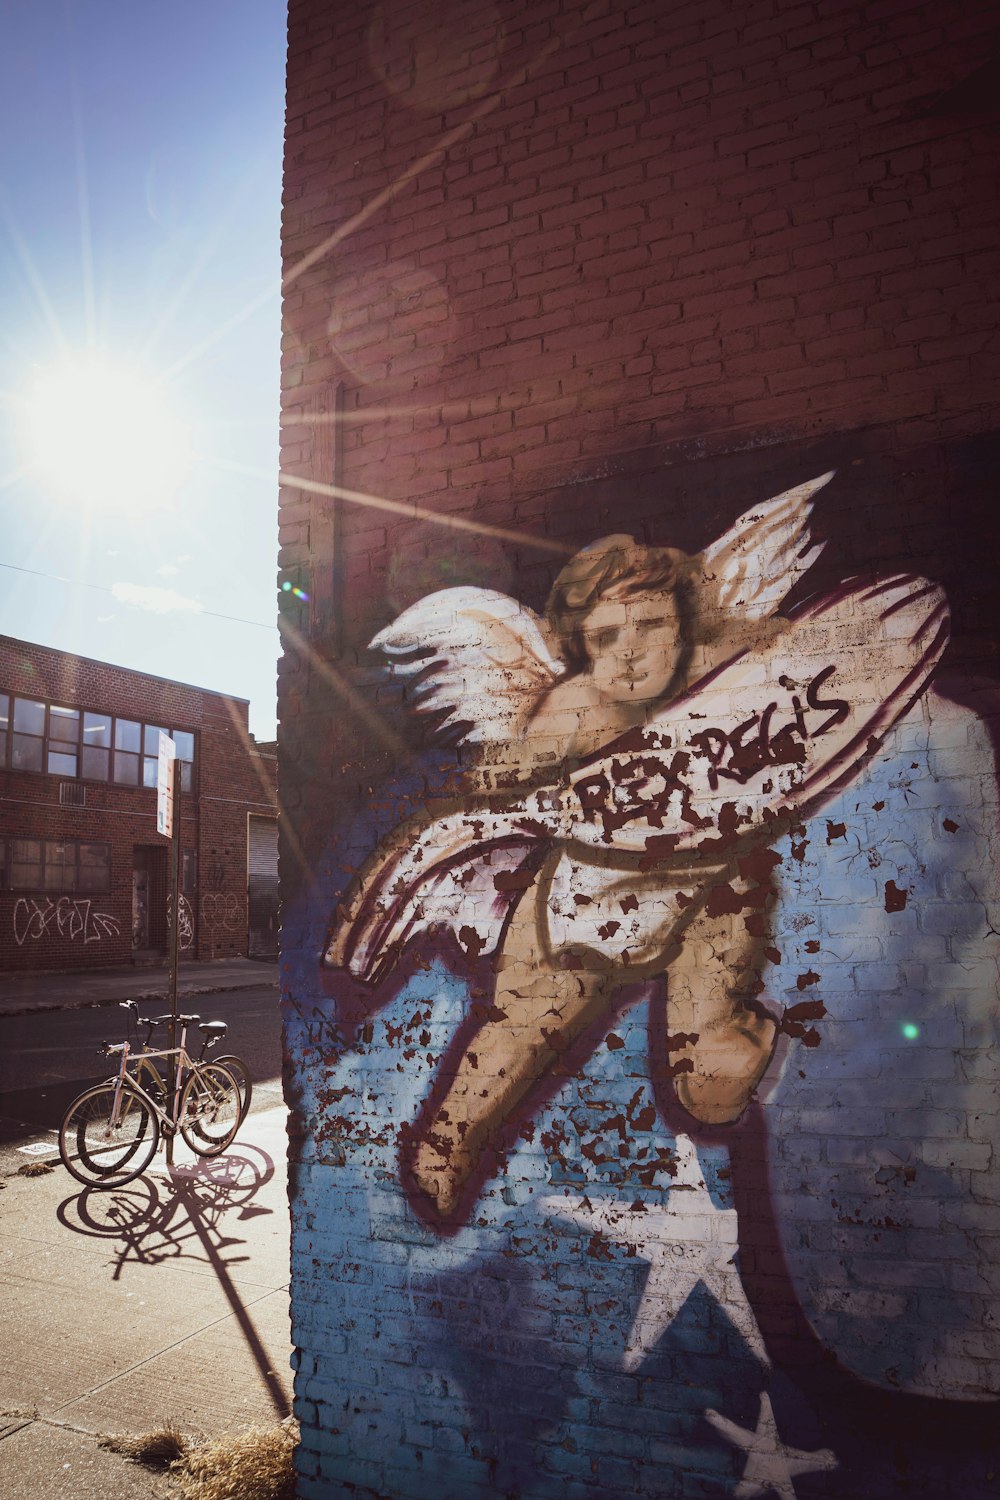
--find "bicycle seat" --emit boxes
[199,1020,228,1038]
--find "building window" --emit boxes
[0,692,196,790]
[48,705,80,777]
[78,843,112,893]
[181,848,197,894]
[2,838,111,894]
[11,697,45,772]
[113,718,141,784]
[9,838,42,888]
[82,711,112,779]
[173,731,195,791]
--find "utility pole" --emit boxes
[157,733,181,1169]
[166,764,181,1168]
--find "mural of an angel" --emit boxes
[326,472,949,1222]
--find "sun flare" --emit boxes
[21,356,191,511]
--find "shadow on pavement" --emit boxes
[56,1143,291,1420]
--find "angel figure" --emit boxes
[326,473,949,1221]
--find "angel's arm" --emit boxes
[324,793,558,982]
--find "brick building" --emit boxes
[279,2,1000,1496]
[0,635,278,972]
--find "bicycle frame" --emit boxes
[103,1018,202,1136]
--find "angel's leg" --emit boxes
[411,889,617,1216]
[665,895,778,1125]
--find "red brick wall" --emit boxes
[280,3,1000,1495]
[281,0,999,657]
[0,636,277,971]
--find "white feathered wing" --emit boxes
[696,471,832,667]
[370,585,565,744]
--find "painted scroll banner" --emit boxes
[328,573,948,982]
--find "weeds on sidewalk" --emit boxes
[16,1160,54,1177]
[170,1420,298,1500]
[100,1422,188,1468]
[101,1418,298,1500]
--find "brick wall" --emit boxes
[280,2,1000,1495]
[0,636,277,970]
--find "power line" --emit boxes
[0,559,276,631]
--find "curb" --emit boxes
[0,977,279,1020]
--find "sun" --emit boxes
[21,356,191,511]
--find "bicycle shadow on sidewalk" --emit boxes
[56,1144,291,1419]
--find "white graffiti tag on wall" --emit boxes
[166,893,196,951]
[200,892,241,931]
[13,897,122,946]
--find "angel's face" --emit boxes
[582,587,681,703]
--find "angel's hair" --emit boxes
[545,534,695,673]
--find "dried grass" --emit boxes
[100,1421,189,1468]
[168,1419,298,1500]
[16,1160,54,1177]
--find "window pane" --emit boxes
[115,718,141,752]
[179,760,193,792]
[0,693,9,729]
[181,849,197,894]
[11,733,43,772]
[48,748,78,777]
[81,745,109,780]
[173,730,194,762]
[10,839,42,888]
[78,843,110,894]
[0,730,6,767]
[144,724,168,754]
[142,755,159,788]
[83,711,112,749]
[13,698,45,735]
[49,706,80,743]
[43,841,77,892]
[113,749,140,785]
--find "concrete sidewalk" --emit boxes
[0,957,278,1018]
[0,1103,293,1499]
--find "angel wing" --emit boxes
[697,472,832,654]
[371,586,565,744]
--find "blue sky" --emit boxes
[0,1,285,738]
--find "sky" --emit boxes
[0,1,286,739]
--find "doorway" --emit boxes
[132,845,168,957]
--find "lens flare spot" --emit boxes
[901,1022,920,1040]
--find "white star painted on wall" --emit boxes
[705,1392,838,1498]
[538,1135,769,1371]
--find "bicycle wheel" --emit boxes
[59,1084,160,1188]
[179,1063,242,1157]
[212,1054,252,1122]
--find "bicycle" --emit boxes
[116,1001,253,1125]
[58,1010,245,1189]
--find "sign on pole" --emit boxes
[156,732,177,838]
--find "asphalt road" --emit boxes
[0,983,283,1171]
